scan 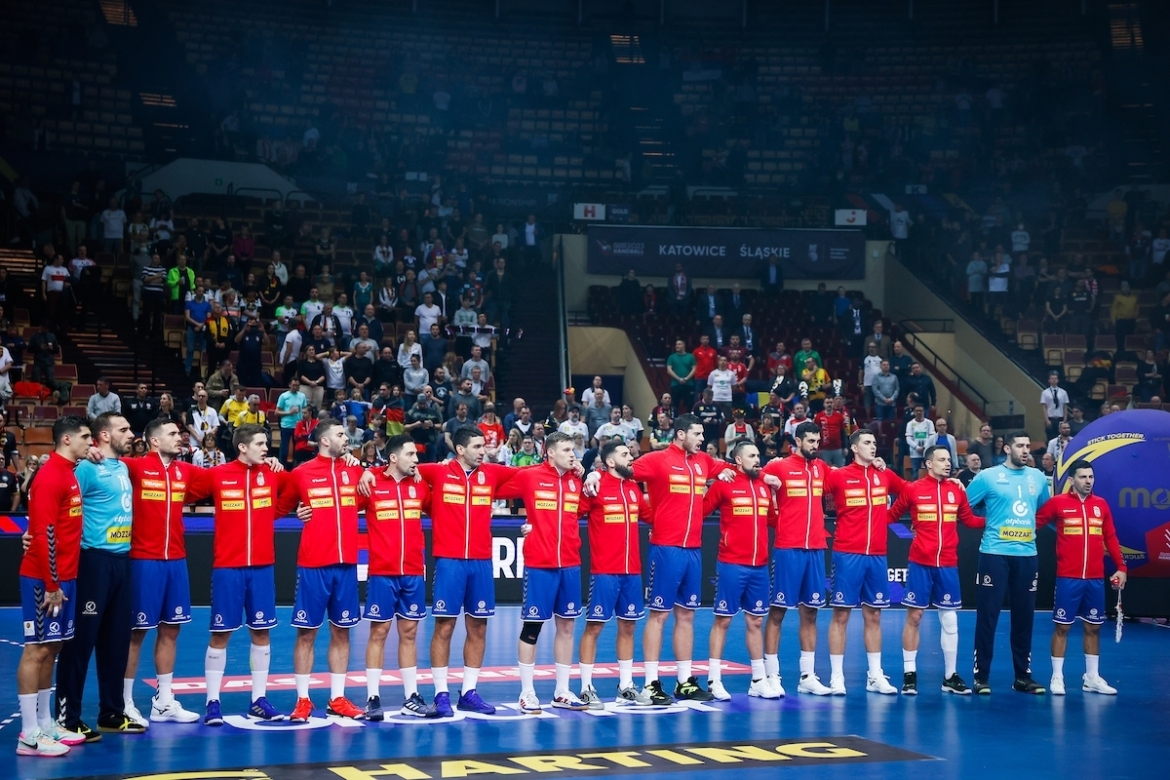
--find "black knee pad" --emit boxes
[519,621,543,645]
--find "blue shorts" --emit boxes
[132,558,192,629]
[366,575,427,622]
[20,577,76,644]
[647,545,702,612]
[586,574,644,622]
[902,562,961,609]
[830,552,891,609]
[770,548,827,609]
[714,562,770,617]
[1053,577,1105,625]
[292,564,361,629]
[522,567,583,622]
[432,558,495,618]
[210,565,278,632]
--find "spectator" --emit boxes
[888,341,913,398]
[344,344,374,396]
[666,338,696,411]
[1044,286,1069,334]
[416,291,442,334]
[793,338,822,369]
[558,405,589,441]
[617,270,642,314]
[706,355,737,421]
[966,251,988,313]
[443,402,473,457]
[351,323,380,363]
[1067,406,1088,436]
[926,418,958,474]
[800,356,831,413]
[727,349,749,405]
[378,277,400,321]
[620,405,644,455]
[124,383,158,435]
[723,409,755,451]
[509,405,534,437]
[1047,421,1074,464]
[448,376,482,421]
[766,340,793,375]
[397,329,422,367]
[1110,280,1139,346]
[461,344,492,385]
[166,254,195,314]
[520,214,544,266]
[187,389,221,443]
[840,297,867,355]
[184,283,212,376]
[297,345,327,410]
[1136,349,1163,402]
[808,282,835,327]
[956,453,982,487]
[355,304,383,345]
[667,263,691,315]
[87,377,122,419]
[477,404,506,458]
[862,320,891,360]
[642,284,659,316]
[694,285,722,326]
[737,313,758,358]
[583,389,612,438]
[760,256,784,295]
[579,375,610,409]
[39,254,71,331]
[483,257,515,329]
[860,342,883,411]
[420,323,448,373]
[404,392,443,462]
[782,402,810,445]
[705,314,730,350]
[814,396,849,467]
[767,364,796,407]
[371,347,401,392]
[1039,371,1070,442]
[904,405,935,479]
[98,196,127,255]
[402,353,429,395]
[234,317,268,388]
[903,362,936,410]
[871,360,899,421]
[648,411,673,450]
[592,406,633,449]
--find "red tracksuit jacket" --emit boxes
[284,455,369,567]
[499,462,583,569]
[578,472,650,575]
[207,460,297,568]
[20,452,83,590]
[762,453,828,550]
[702,470,774,567]
[1036,492,1126,580]
[418,460,520,560]
[631,443,729,548]
[887,475,983,568]
[825,462,906,556]
[124,454,211,561]
[366,472,431,577]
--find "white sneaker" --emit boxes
[551,690,589,710]
[16,729,70,757]
[748,678,781,699]
[797,673,833,696]
[766,674,786,697]
[866,673,898,695]
[124,701,149,728]
[1050,675,1066,696]
[707,679,731,701]
[828,673,847,695]
[150,696,200,723]
[1082,674,1117,695]
[518,690,542,713]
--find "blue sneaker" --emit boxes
[401,692,439,718]
[365,695,384,722]
[204,700,224,726]
[457,689,496,715]
[433,691,454,718]
[248,697,286,721]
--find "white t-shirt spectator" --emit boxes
[890,209,911,240]
[491,231,509,250]
[69,256,96,281]
[1010,228,1030,253]
[988,260,1011,293]
[623,416,645,440]
[862,354,883,388]
[580,388,611,409]
[558,419,589,440]
[1040,385,1069,419]
[41,264,70,292]
[707,368,736,403]
[150,217,173,242]
[594,421,634,443]
[324,357,347,390]
[279,328,303,366]
[415,302,441,334]
[101,207,128,240]
[905,419,936,456]
[1153,236,1170,266]
[333,305,354,340]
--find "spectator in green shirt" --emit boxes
[666,338,697,411]
[793,337,823,369]
[166,254,195,314]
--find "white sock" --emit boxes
[295,674,311,699]
[432,666,449,694]
[37,689,51,731]
[1051,656,1065,678]
[19,693,37,736]
[939,609,959,677]
[250,644,270,699]
[554,663,571,695]
[156,672,173,703]
[123,677,136,706]
[750,658,766,680]
[519,662,535,694]
[829,653,844,677]
[708,658,722,683]
[764,653,779,677]
[462,666,480,694]
[580,663,594,689]
[943,648,957,678]
[903,649,918,673]
[799,650,815,677]
[677,659,692,683]
[366,668,382,699]
[1085,654,1099,679]
[205,646,227,702]
[644,660,659,685]
[401,666,418,698]
[867,652,882,676]
[330,673,346,700]
[618,658,633,688]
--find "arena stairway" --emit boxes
[491,264,564,415]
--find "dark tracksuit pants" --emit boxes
[56,548,133,725]
[973,552,1038,684]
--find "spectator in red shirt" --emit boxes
[692,334,718,396]
[767,341,793,376]
[727,350,749,406]
[814,397,851,467]
[477,404,506,459]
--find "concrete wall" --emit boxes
[131,159,310,204]
[567,326,658,418]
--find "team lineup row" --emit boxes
[13,412,1127,758]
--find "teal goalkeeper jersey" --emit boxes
[75,458,133,553]
[965,464,1050,556]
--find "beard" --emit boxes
[612,463,635,479]
[743,466,761,479]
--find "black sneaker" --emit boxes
[96,712,148,733]
[972,680,992,695]
[942,674,971,695]
[644,680,675,706]
[901,671,918,696]
[60,720,102,742]
[674,676,715,702]
[1012,677,1046,695]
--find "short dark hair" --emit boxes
[849,429,874,447]
[144,417,176,445]
[1068,459,1093,477]
[451,424,484,451]
[385,434,414,457]
[730,438,757,461]
[233,423,268,453]
[794,421,821,441]
[599,439,626,465]
[923,444,950,461]
[1003,429,1029,451]
[52,415,89,446]
[545,431,574,450]
[312,418,343,443]
[90,412,126,438]
[672,413,703,440]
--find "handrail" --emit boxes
[897,322,990,414]
[554,236,570,395]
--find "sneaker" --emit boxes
[942,674,971,695]
[15,729,69,757]
[828,674,847,695]
[432,692,454,718]
[150,696,200,723]
[902,671,918,696]
[400,693,438,718]
[43,725,86,746]
[364,695,384,722]
[124,702,149,729]
[797,673,833,696]
[552,691,589,711]
[290,697,314,722]
[518,690,542,714]
[1082,675,1117,695]
[707,679,731,701]
[579,686,605,710]
[248,697,286,721]
[766,674,786,698]
[97,712,147,734]
[674,676,715,702]
[617,684,652,706]
[457,689,496,715]
[973,680,992,695]
[1050,675,1066,696]
[203,700,224,726]
[1012,677,1046,695]
[326,696,366,719]
[866,673,898,695]
[748,678,780,699]
[58,720,103,742]
[643,680,675,706]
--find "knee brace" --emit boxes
[519,621,543,646]
[938,609,958,635]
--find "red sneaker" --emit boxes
[290,697,314,722]
[326,696,365,719]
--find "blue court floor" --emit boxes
[0,606,1164,780]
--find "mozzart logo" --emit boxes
[74,737,932,779]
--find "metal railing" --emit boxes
[554,236,570,394]
[897,319,990,415]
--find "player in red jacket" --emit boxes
[362,435,437,720]
[823,429,905,696]
[1037,460,1127,696]
[16,416,91,758]
[576,440,653,708]
[886,445,983,695]
[701,439,782,702]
